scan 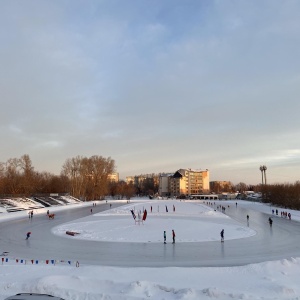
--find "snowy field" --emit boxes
[1,198,300,299]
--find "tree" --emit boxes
[61,155,115,200]
[235,182,247,194]
[19,154,35,195]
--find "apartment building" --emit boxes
[159,173,173,196]
[161,169,209,197]
[126,176,135,184]
[108,172,119,182]
[126,173,161,195]
[127,169,210,197]
[210,181,232,193]
[126,174,159,186]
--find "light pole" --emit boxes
[259,165,267,202]
[263,166,267,185]
[259,165,267,185]
[259,166,264,185]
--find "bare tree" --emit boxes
[61,155,115,200]
[19,154,35,195]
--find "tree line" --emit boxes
[0,154,135,200]
[210,181,300,210]
[261,182,300,210]
[1,155,299,207]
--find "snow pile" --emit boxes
[1,258,300,300]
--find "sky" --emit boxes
[1,199,300,299]
[0,0,300,185]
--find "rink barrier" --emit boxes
[1,257,80,267]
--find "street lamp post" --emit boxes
[259,165,267,202]
[259,165,267,185]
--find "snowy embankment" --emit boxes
[1,257,300,300]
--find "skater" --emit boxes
[47,210,49,216]
[247,215,249,221]
[164,231,166,244]
[269,217,273,227]
[173,205,175,212]
[165,205,168,212]
[220,229,224,242]
[110,203,112,208]
[31,211,33,218]
[26,232,31,240]
[172,229,175,244]
[90,208,93,214]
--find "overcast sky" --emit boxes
[0,0,299,184]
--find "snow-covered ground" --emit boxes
[1,198,300,300]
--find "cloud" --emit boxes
[0,0,299,184]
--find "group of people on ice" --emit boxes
[271,208,291,219]
[163,230,176,244]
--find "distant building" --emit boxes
[108,172,119,182]
[166,169,210,197]
[126,176,135,184]
[126,173,161,195]
[127,169,210,197]
[126,173,159,186]
[159,173,173,197]
[210,181,232,193]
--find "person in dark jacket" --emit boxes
[164,231,166,244]
[26,232,31,240]
[269,217,273,226]
[220,229,224,242]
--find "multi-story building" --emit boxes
[128,169,210,197]
[126,173,161,195]
[126,176,135,185]
[210,181,232,193]
[159,173,173,196]
[108,172,119,182]
[163,168,209,197]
